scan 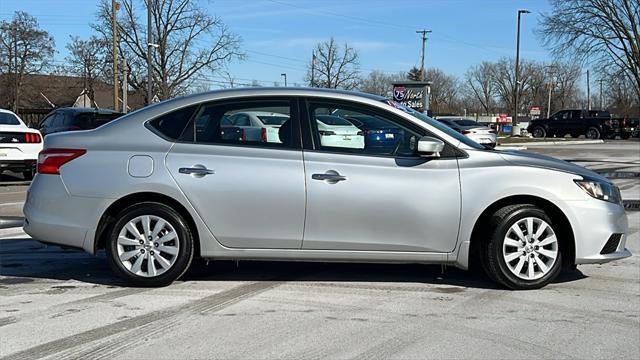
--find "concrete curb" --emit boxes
[499,139,605,147]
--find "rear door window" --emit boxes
[147,105,198,140]
[180,99,298,149]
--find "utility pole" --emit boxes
[587,70,591,110]
[112,0,119,110]
[122,57,128,113]
[147,0,153,105]
[83,62,87,107]
[13,27,18,113]
[310,51,316,87]
[416,29,432,81]
[513,9,530,135]
[598,78,604,110]
[281,73,287,87]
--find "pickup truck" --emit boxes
[619,117,639,139]
[527,109,619,139]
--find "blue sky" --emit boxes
[0,0,554,87]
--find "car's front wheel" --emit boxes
[481,204,562,290]
[586,127,601,139]
[106,202,194,287]
[531,126,546,138]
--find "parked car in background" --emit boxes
[315,115,365,149]
[527,109,619,139]
[0,109,42,180]
[435,117,497,148]
[39,107,123,137]
[344,115,405,154]
[227,111,289,143]
[24,88,630,290]
[619,117,639,140]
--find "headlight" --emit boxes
[574,177,622,204]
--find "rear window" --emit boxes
[0,113,20,125]
[453,119,480,126]
[148,105,198,140]
[257,115,288,125]
[316,115,354,126]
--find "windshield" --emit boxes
[384,101,486,150]
[0,112,20,125]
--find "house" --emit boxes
[0,73,146,125]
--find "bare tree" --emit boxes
[65,36,108,105]
[463,62,496,115]
[306,38,360,90]
[406,66,422,81]
[359,70,405,96]
[94,0,243,101]
[539,0,640,100]
[548,62,582,111]
[0,11,54,111]
[424,68,459,115]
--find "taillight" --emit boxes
[261,128,267,142]
[461,130,471,135]
[37,149,86,175]
[241,129,247,141]
[25,132,42,143]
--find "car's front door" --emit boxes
[301,99,461,253]
[165,98,306,249]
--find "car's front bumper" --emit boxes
[565,198,631,264]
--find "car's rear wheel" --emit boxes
[532,127,546,138]
[481,204,562,290]
[586,127,601,139]
[106,202,194,287]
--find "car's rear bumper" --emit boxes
[23,174,111,254]
[0,159,36,172]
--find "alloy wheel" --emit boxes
[502,217,558,281]
[116,215,180,277]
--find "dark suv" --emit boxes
[39,108,123,137]
[527,109,619,139]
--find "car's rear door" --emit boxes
[165,97,306,249]
[301,99,461,252]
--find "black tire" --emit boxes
[586,127,601,139]
[480,204,563,290]
[531,126,546,138]
[22,169,34,181]
[106,202,194,287]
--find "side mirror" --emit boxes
[417,136,445,158]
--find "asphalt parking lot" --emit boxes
[1,140,639,359]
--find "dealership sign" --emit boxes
[392,82,431,113]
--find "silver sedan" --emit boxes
[23,88,630,289]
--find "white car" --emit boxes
[436,117,497,148]
[316,115,365,149]
[0,109,43,180]
[227,111,289,143]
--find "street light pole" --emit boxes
[112,0,119,110]
[513,9,530,135]
[281,73,287,87]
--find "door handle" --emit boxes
[179,165,215,177]
[312,170,347,183]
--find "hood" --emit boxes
[498,150,609,182]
